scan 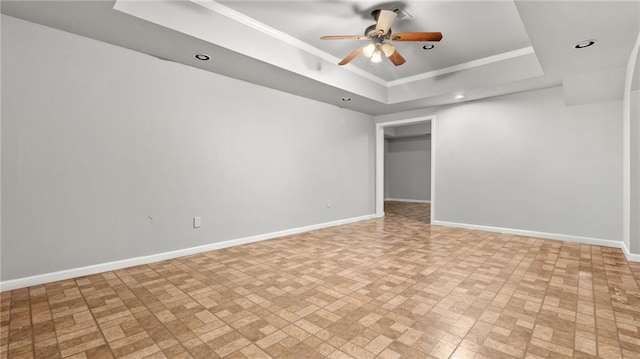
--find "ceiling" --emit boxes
[2,0,639,115]
[218,0,532,81]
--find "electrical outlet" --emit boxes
[326,200,331,208]
[193,216,201,228]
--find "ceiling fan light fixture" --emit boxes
[371,49,383,63]
[381,43,395,57]
[362,43,376,58]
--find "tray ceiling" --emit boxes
[1,0,638,115]
[218,0,532,82]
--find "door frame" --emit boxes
[375,116,436,217]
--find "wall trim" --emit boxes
[432,220,630,255]
[387,47,535,87]
[375,116,435,218]
[622,242,640,262]
[0,214,376,292]
[384,198,430,204]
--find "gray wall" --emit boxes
[377,87,623,242]
[384,136,431,201]
[1,15,375,281]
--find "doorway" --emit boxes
[375,116,435,219]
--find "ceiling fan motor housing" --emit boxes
[368,9,396,37]
[371,9,381,21]
[365,24,388,40]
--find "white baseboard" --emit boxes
[0,214,376,292]
[621,242,640,262]
[384,198,430,204]
[431,220,628,254]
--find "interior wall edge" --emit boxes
[622,241,640,263]
[431,220,637,262]
[623,30,640,254]
[0,213,377,292]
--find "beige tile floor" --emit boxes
[2,202,640,358]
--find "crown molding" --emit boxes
[387,47,535,87]
[191,0,388,87]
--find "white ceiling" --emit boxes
[2,0,639,115]
[218,0,532,81]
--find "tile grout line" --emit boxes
[519,238,564,358]
[115,260,258,358]
[110,267,201,358]
[356,223,519,356]
[76,275,129,359]
[488,236,547,358]
[59,276,116,358]
[3,293,12,359]
[145,212,446,357]
[28,287,44,359]
[436,234,536,356]
[500,236,546,359]
[590,244,602,359]
[79,270,177,358]
[27,288,35,359]
[373,227,510,356]
[565,242,582,359]
[600,247,639,358]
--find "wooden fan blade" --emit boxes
[391,32,443,42]
[338,46,363,66]
[375,9,397,35]
[388,49,406,66]
[321,35,369,40]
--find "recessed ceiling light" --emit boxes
[341,97,352,102]
[422,44,436,50]
[195,54,211,61]
[454,94,465,100]
[574,40,596,49]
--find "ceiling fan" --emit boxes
[321,9,442,66]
